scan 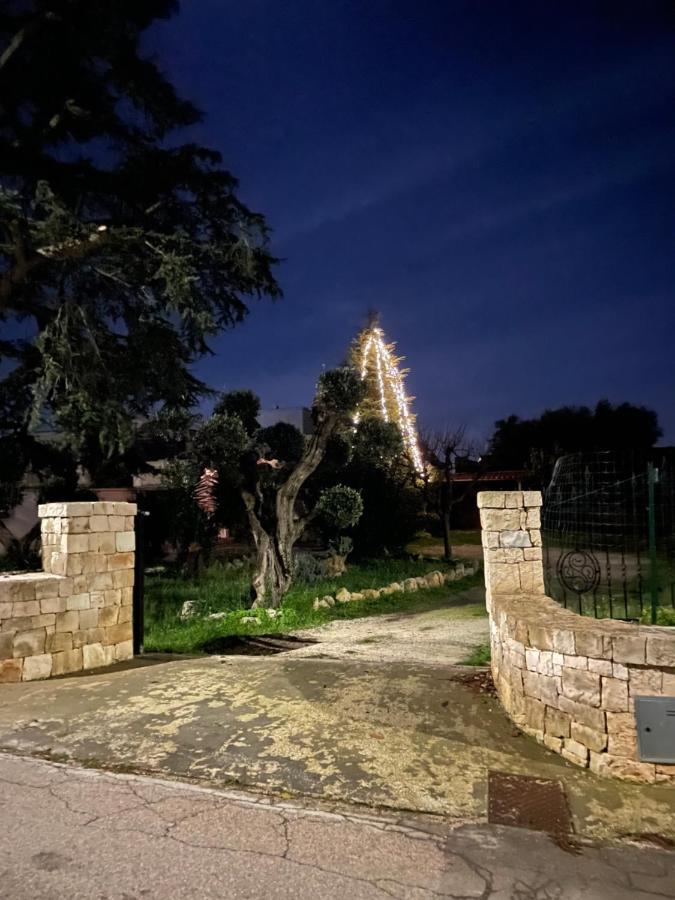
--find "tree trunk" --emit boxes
[250,531,293,609]
[441,449,453,561]
[243,411,337,609]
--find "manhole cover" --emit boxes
[488,771,573,837]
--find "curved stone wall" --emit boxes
[480,490,675,784]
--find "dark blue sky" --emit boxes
[146,1,675,446]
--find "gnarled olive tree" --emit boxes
[242,367,365,608]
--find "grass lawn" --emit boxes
[144,557,483,654]
[406,530,481,555]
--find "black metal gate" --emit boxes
[542,450,675,622]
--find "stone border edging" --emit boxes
[312,563,478,610]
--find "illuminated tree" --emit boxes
[350,317,424,474]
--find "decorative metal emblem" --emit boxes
[556,550,600,595]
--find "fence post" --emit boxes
[647,463,659,624]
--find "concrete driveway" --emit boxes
[0,653,673,844]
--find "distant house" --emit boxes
[259,407,313,436]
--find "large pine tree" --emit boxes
[0,1,280,469]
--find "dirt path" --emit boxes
[288,586,489,665]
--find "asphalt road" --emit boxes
[2,753,674,900]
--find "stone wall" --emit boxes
[0,502,136,682]
[480,490,675,784]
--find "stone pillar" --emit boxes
[478,491,545,605]
[36,501,137,674]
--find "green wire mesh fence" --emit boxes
[542,450,675,622]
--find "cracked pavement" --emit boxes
[2,754,675,899]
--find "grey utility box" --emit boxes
[634,696,675,764]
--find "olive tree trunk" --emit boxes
[243,413,336,609]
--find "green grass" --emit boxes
[144,557,482,654]
[406,530,481,555]
[461,644,491,666]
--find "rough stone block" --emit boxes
[522,491,543,507]
[78,608,99,630]
[629,668,663,697]
[40,595,67,614]
[571,721,607,752]
[89,515,110,532]
[66,593,90,611]
[35,579,61,600]
[46,631,73,653]
[589,753,655,783]
[480,508,522,531]
[61,516,91,533]
[606,712,633,734]
[117,605,132,624]
[89,533,116,554]
[82,642,107,669]
[104,622,133,645]
[523,696,545,731]
[121,587,134,606]
[13,628,46,657]
[22,653,53,681]
[104,589,123,607]
[601,676,629,711]
[0,601,12,620]
[481,531,500,549]
[114,639,133,661]
[504,492,523,508]
[562,668,601,706]
[525,648,539,671]
[588,658,613,676]
[62,533,90,553]
[663,673,675,694]
[89,591,105,609]
[58,577,75,597]
[107,515,126,531]
[527,624,553,651]
[551,629,575,654]
[477,491,506,509]
[0,659,23,682]
[558,696,606,731]
[90,573,114,591]
[109,569,134,588]
[489,564,521,595]
[97,605,118,627]
[645,637,674,667]
[612,635,646,665]
[543,734,563,753]
[608,731,636,757]
[523,548,543,561]
[55,610,79,632]
[575,630,612,660]
[108,552,134,570]
[500,530,532,548]
[563,654,587,670]
[51,648,83,675]
[12,600,39,618]
[526,509,541,529]
[562,738,589,765]
[613,662,629,681]
[0,632,13,659]
[545,706,571,738]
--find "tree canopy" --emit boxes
[486,400,663,473]
[0,1,280,474]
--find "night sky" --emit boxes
[145,2,675,447]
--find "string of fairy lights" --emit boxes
[353,325,424,474]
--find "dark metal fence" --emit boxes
[542,449,675,622]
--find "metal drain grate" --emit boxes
[488,771,573,836]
